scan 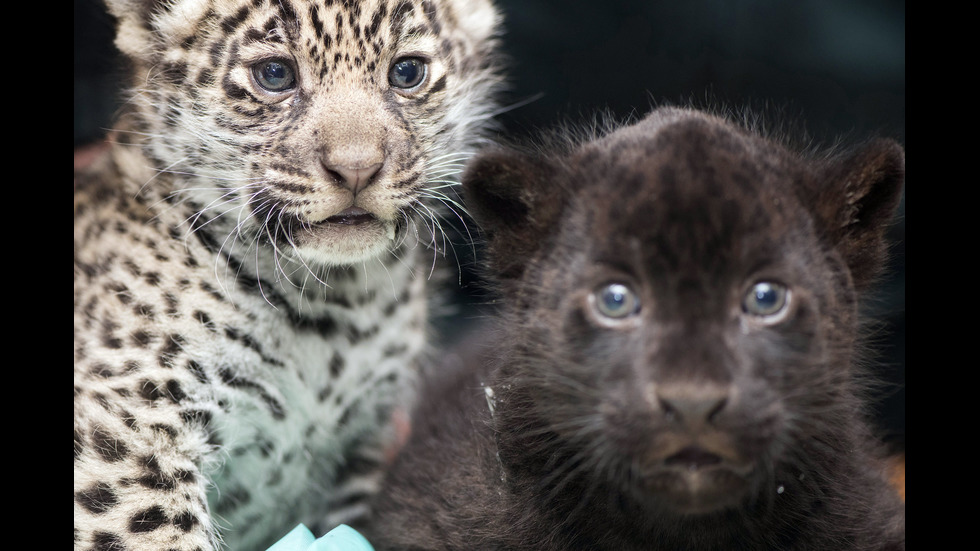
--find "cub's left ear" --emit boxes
[814,138,905,289]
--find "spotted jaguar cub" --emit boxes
[73,0,501,549]
[365,107,905,550]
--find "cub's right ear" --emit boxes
[463,148,565,280]
[104,0,207,62]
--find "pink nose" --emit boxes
[324,162,383,195]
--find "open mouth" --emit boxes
[664,446,723,471]
[265,204,397,263]
[323,207,377,226]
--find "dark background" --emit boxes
[74,0,905,450]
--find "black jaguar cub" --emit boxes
[364,107,905,550]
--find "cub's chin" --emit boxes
[289,211,401,267]
[637,460,756,515]
[620,441,765,516]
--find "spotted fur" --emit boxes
[74,1,501,549]
[364,107,906,550]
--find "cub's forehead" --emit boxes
[565,112,810,259]
[575,111,801,209]
[228,1,425,32]
[161,0,454,43]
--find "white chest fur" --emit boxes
[193,250,427,546]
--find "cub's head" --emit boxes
[106,0,501,268]
[464,107,904,516]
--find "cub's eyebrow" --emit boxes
[242,24,288,45]
[391,2,442,42]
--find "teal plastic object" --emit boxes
[266,524,375,551]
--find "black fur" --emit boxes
[364,107,905,550]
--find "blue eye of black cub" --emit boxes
[592,283,641,320]
[252,59,295,92]
[389,57,427,89]
[743,281,790,319]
